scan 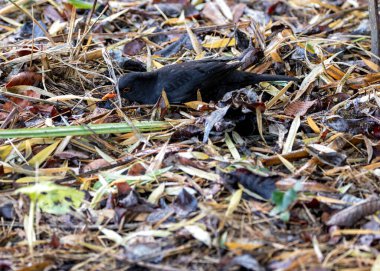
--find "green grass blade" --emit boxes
[0,121,173,138]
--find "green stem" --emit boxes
[0,121,173,138]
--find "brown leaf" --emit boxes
[116,182,132,195]
[171,125,203,141]
[2,90,40,111]
[311,93,350,112]
[5,72,42,88]
[156,90,170,119]
[43,5,64,23]
[29,104,59,117]
[17,46,39,57]
[49,233,60,249]
[202,2,226,25]
[54,150,90,159]
[123,38,146,56]
[16,261,53,271]
[82,159,111,173]
[128,163,146,176]
[326,65,345,80]
[232,3,246,23]
[347,72,380,89]
[326,196,380,227]
[284,100,315,116]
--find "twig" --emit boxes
[369,0,380,67]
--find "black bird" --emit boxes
[118,58,295,104]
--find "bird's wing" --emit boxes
[157,60,240,103]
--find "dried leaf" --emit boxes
[202,2,226,25]
[186,24,203,55]
[28,140,61,167]
[225,188,242,217]
[282,115,300,154]
[327,197,380,227]
[306,143,347,166]
[284,100,315,116]
[185,225,211,246]
[5,72,42,88]
[203,38,236,49]
[123,39,145,56]
[173,188,198,218]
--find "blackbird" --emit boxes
[118,58,296,104]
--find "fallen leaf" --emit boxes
[327,196,380,227]
[5,72,42,88]
[284,100,315,116]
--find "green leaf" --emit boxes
[281,188,297,211]
[279,211,290,222]
[306,42,316,54]
[16,182,84,215]
[271,190,285,208]
[93,166,173,190]
[67,0,96,9]
[270,182,301,221]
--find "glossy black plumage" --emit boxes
[118,58,295,104]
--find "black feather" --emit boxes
[118,58,296,104]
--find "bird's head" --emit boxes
[117,72,155,104]
[118,72,141,93]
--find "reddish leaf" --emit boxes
[284,100,315,116]
[17,46,39,57]
[5,72,42,88]
[2,90,40,111]
[371,124,380,139]
[267,1,287,15]
[128,163,146,176]
[243,101,266,113]
[29,104,59,117]
[62,3,74,20]
[49,233,60,248]
[116,182,132,195]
